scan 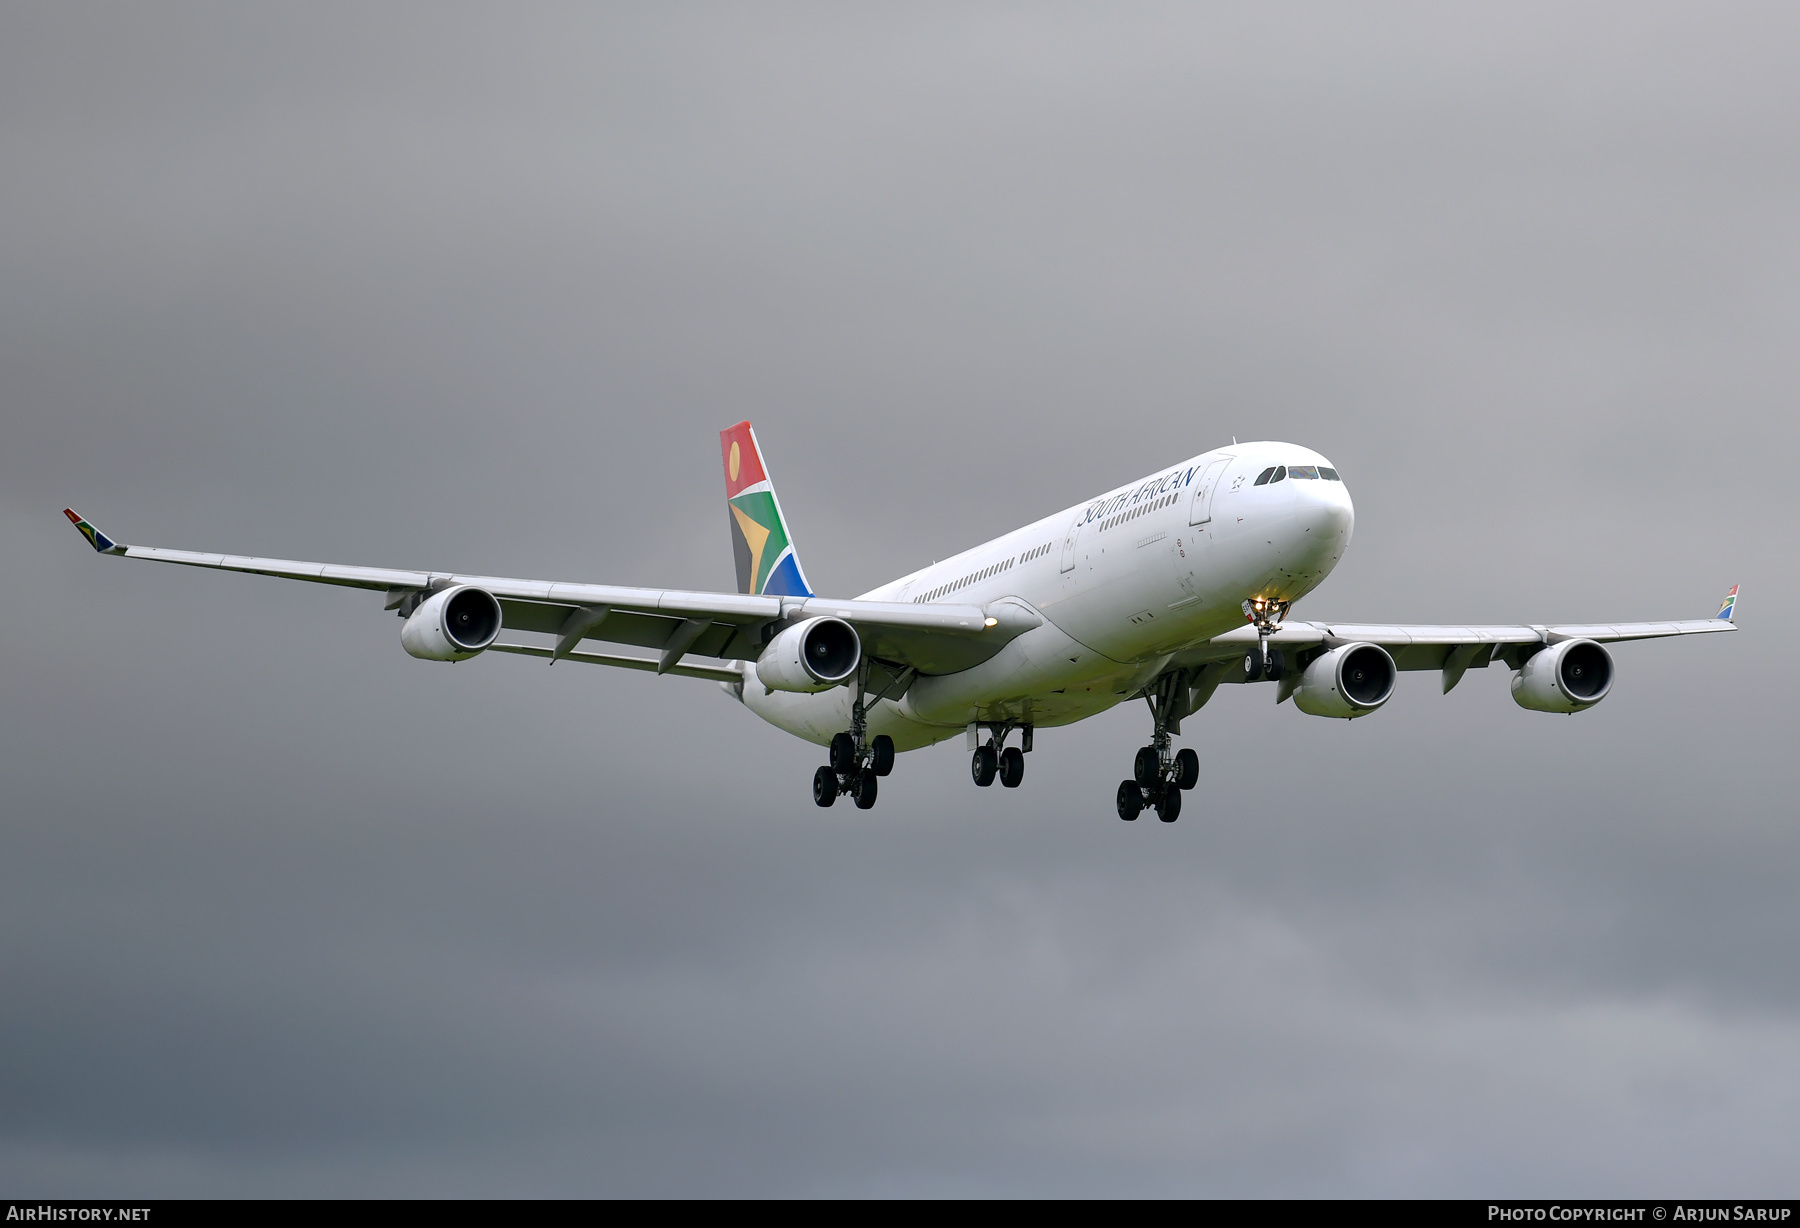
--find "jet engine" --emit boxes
[1511,638,1612,713]
[400,585,503,661]
[1293,642,1397,719]
[755,616,861,693]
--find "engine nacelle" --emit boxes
[400,585,503,661]
[1293,642,1397,719]
[755,616,861,693]
[1511,638,1613,713]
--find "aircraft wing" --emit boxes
[1169,588,1739,694]
[62,510,1035,677]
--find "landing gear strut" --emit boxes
[1239,597,1291,682]
[812,662,905,810]
[1116,672,1202,823]
[970,722,1031,790]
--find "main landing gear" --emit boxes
[813,732,893,810]
[1116,672,1201,823]
[1116,745,1198,823]
[971,723,1031,790]
[812,663,903,810]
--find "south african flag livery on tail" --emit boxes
[720,421,814,598]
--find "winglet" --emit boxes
[1716,584,1739,622]
[63,508,124,555]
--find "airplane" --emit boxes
[64,421,1738,822]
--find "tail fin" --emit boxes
[1716,584,1739,622]
[720,422,814,598]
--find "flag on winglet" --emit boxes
[63,508,121,554]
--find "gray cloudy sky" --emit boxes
[3,2,1797,1196]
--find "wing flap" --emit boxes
[122,544,432,591]
[486,642,742,683]
[1546,619,1732,642]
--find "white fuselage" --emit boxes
[740,442,1355,751]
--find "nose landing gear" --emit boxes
[1239,597,1291,682]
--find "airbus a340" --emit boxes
[66,422,1737,821]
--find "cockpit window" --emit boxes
[1319,467,1340,481]
[1288,465,1319,480]
[1253,467,1276,486]
[1268,465,1287,483]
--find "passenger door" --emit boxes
[1188,458,1232,526]
[1060,512,1084,573]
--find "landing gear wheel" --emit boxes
[1133,746,1161,789]
[829,732,858,774]
[871,734,895,777]
[853,767,878,810]
[1174,748,1199,791]
[1242,652,1263,683]
[813,766,838,808]
[1264,648,1285,682]
[1156,785,1182,823]
[1116,780,1142,821]
[998,746,1025,788]
[971,744,998,787]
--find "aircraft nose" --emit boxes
[1298,474,1355,554]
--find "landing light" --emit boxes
[984,617,998,627]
